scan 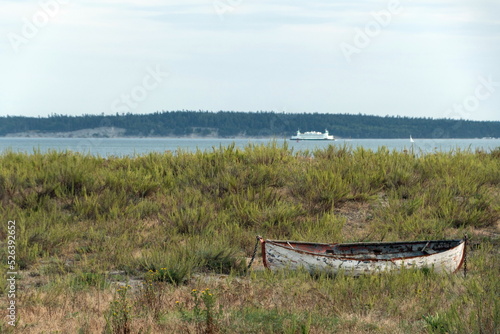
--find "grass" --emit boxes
[0,143,499,333]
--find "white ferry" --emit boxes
[290,129,335,141]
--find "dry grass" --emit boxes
[0,144,499,333]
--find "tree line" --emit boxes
[0,111,499,138]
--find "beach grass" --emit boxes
[0,143,498,333]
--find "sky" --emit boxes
[0,0,499,121]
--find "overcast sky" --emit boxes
[1,0,499,121]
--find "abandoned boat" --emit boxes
[258,237,466,276]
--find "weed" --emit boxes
[177,288,222,334]
[70,272,108,291]
[195,243,247,274]
[137,269,168,320]
[423,313,450,333]
[105,285,132,334]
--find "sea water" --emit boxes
[0,137,499,157]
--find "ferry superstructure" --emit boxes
[290,129,335,141]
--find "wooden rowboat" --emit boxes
[258,237,466,276]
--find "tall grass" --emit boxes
[0,143,498,332]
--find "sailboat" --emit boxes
[410,135,415,143]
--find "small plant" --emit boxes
[137,269,168,319]
[196,246,247,275]
[144,267,188,285]
[177,288,223,334]
[70,272,108,291]
[423,313,450,334]
[105,285,132,334]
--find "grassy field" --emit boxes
[0,143,499,333]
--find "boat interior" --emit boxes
[270,240,463,260]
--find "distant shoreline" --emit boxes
[2,127,277,139]
[2,111,499,140]
[2,127,500,141]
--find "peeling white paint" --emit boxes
[262,239,465,276]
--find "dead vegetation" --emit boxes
[0,143,499,333]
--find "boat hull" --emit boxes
[260,239,465,276]
[290,138,335,141]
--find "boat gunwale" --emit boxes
[265,239,463,248]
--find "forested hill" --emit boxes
[1,111,499,139]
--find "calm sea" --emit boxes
[0,137,499,157]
